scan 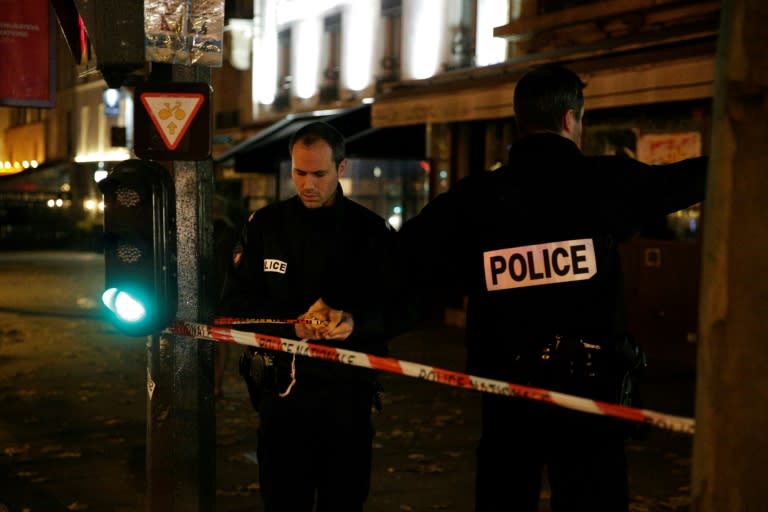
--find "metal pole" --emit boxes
[146,62,216,512]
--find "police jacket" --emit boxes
[400,133,707,383]
[219,185,400,397]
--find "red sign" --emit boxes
[0,0,55,107]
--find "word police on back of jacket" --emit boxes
[483,238,597,291]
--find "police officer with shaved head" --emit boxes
[219,121,403,512]
[399,63,708,511]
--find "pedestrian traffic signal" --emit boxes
[98,159,177,336]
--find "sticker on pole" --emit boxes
[134,82,212,161]
[141,93,203,150]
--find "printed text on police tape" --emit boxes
[169,320,694,435]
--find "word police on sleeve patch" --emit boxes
[483,238,597,291]
[264,258,288,274]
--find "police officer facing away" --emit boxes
[218,121,402,512]
[399,63,708,511]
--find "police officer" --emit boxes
[218,121,402,512]
[399,63,708,511]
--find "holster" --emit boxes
[537,335,606,399]
[238,349,276,411]
[520,334,647,405]
[509,333,648,438]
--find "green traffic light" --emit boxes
[99,160,178,337]
[102,287,147,324]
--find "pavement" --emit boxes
[0,314,696,512]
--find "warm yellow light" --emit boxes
[343,2,376,91]
[253,0,278,105]
[476,0,509,66]
[404,0,447,80]
[294,18,321,99]
[74,150,131,163]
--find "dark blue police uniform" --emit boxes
[219,185,400,512]
[400,132,707,511]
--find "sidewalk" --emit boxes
[214,324,696,512]
[214,324,480,512]
[0,321,695,512]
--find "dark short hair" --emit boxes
[288,121,346,167]
[513,63,586,134]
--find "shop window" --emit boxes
[278,157,429,228]
[240,173,277,214]
[584,126,703,241]
[216,110,240,130]
[636,132,703,241]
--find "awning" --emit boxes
[216,104,372,173]
[345,125,426,160]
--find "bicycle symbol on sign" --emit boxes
[158,102,185,134]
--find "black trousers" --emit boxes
[475,393,630,512]
[257,386,374,512]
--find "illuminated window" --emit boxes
[403,0,447,80]
[476,0,509,66]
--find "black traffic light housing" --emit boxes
[98,159,177,336]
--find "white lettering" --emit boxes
[483,238,597,291]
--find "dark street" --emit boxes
[0,251,696,511]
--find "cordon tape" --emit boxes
[166,318,695,435]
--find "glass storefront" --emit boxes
[278,157,430,229]
[0,161,103,249]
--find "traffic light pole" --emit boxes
[61,2,217,509]
[146,63,216,511]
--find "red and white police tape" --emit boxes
[212,316,326,327]
[167,319,695,435]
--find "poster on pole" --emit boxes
[144,0,224,67]
[0,0,55,107]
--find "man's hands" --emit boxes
[295,298,354,341]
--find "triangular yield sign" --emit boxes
[141,93,204,150]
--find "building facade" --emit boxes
[0,16,130,248]
[214,0,718,354]
[1,0,719,354]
